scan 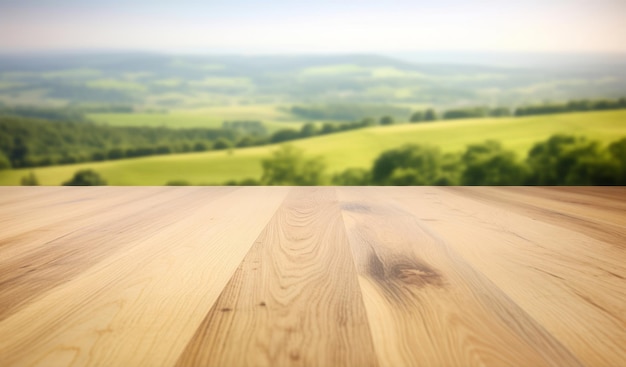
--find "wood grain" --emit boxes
[387,187,626,367]
[338,187,582,367]
[0,187,288,367]
[0,187,624,367]
[0,187,214,321]
[176,187,377,367]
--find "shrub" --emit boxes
[62,169,107,186]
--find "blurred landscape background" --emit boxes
[1,0,625,185]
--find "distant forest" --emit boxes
[289,104,411,121]
[2,53,626,108]
[0,116,237,168]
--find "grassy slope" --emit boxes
[88,105,306,133]
[2,110,625,185]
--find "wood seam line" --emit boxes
[337,186,584,367]
[427,186,626,279]
[174,186,379,367]
[0,187,124,220]
[0,187,239,322]
[387,189,583,365]
[0,186,223,258]
[333,186,382,365]
[0,186,288,367]
[0,186,235,271]
[0,186,67,206]
[0,186,175,249]
[385,186,625,366]
[173,186,296,367]
[170,185,297,366]
[441,186,626,245]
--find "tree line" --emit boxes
[0,114,386,169]
[22,134,625,186]
[3,96,626,170]
[269,118,380,144]
[222,120,267,136]
[292,97,626,125]
[224,134,626,186]
[289,104,411,121]
[513,98,626,116]
[0,115,239,169]
[0,105,88,122]
[408,97,626,122]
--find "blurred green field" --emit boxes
[88,104,306,132]
[2,110,625,185]
[86,79,147,92]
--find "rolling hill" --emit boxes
[1,110,625,185]
[2,52,626,108]
[87,104,306,133]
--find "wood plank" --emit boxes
[0,186,66,206]
[0,187,232,322]
[176,187,378,367]
[0,187,171,252]
[0,187,624,367]
[389,187,626,367]
[448,186,626,247]
[337,187,583,367]
[0,187,289,367]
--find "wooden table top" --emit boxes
[0,187,624,367]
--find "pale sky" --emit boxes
[1,0,625,53]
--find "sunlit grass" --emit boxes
[370,67,425,79]
[88,104,304,132]
[42,68,102,79]
[2,110,625,185]
[122,72,153,80]
[0,81,24,89]
[0,88,67,106]
[152,78,184,87]
[86,79,147,92]
[188,77,253,88]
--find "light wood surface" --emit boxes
[0,187,624,367]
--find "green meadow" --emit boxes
[88,104,307,132]
[2,110,624,186]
